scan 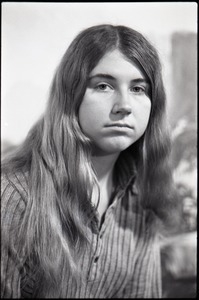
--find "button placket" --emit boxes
[94,256,99,263]
[94,233,102,262]
[87,193,120,280]
[86,232,102,281]
[99,197,118,238]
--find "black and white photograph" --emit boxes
[1,2,197,298]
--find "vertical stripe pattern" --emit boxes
[1,166,162,298]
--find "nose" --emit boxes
[111,91,132,115]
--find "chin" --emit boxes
[96,141,135,155]
[91,135,138,155]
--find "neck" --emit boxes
[91,152,119,183]
[91,152,120,218]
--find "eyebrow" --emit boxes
[88,74,115,81]
[88,73,149,84]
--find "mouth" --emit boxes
[104,123,133,129]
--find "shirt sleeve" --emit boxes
[1,174,27,298]
[118,229,162,298]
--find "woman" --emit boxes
[1,24,179,298]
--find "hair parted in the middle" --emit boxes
[2,24,179,296]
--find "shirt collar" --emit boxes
[89,150,138,234]
[113,150,138,196]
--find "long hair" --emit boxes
[2,24,179,297]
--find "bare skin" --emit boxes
[91,153,119,219]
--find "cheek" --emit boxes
[78,100,102,134]
[137,101,151,130]
[79,94,110,129]
[78,104,91,132]
[145,104,151,123]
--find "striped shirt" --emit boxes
[1,162,162,298]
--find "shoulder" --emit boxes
[1,169,29,223]
[124,188,161,239]
[1,169,29,199]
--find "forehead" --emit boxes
[90,49,145,80]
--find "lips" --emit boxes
[105,123,133,129]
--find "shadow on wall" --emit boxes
[161,232,197,298]
[161,31,197,299]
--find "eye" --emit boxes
[130,86,146,94]
[95,83,113,92]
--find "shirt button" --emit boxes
[94,256,99,263]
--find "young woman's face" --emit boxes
[79,49,151,156]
